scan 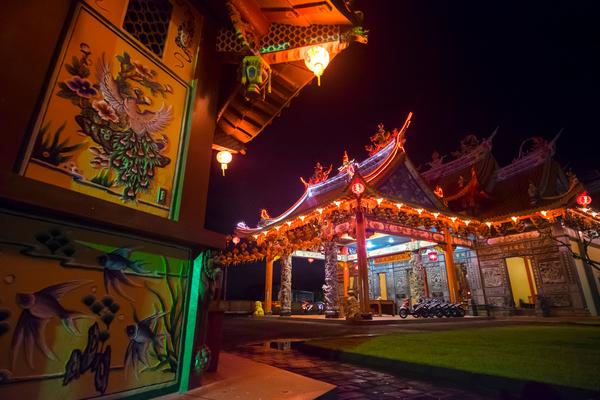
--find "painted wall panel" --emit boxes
[0,210,192,399]
[20,2,201,219]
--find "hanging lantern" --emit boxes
[577,191,592,207]
[351,181,365,196]
[304,46,330,86]
[241,56,271,100]
[307,258,314,263]
[216,151,232,176]
[232,236,240,245]
[427,251,439,262]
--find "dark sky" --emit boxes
[206,1,599,298]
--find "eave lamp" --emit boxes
[216,150,232,176]
[304,46,330,86]
[577,191,592,210]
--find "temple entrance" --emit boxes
[505,257,537,308]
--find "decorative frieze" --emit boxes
[482,267,504,287]
[537,260,566,284]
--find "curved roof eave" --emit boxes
[235,134,401,235]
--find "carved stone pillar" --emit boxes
[323,242,340,318]
[278,253,292,316]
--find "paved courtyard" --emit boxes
[233,340,490,400]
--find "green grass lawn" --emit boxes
[308,325,600,391]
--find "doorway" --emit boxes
[505,257,537,308]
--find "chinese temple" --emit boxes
[220,113,600,319]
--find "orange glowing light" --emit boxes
[334,200,342,207]
[577,191,592,207]
[427,251,439,262]
[304,46,330,86]
[376,198,383,206]
[308,257,314,263]
[286,221,292,226]
[351,181,365,196]
[450,216,457,223]
[416,208,423,215]
[317,208,324,214]
[463,220,471,226]
[432,212,439,219]
[395,203,403,210]
[511,216,518,223]
[232,236,240,245]
[485,222,492,228]
[216,150,232,176]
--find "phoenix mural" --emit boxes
[22,5,193,218]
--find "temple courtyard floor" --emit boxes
[167,316,600,400]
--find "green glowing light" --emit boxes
[179,251,205,392]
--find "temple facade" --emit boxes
[221,114,600,318]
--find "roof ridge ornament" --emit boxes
[338,150,356,175]
[300,161,333,188]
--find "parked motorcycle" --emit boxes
[398,297,465,318]
[301,300,325,314]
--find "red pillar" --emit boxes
[355,206,372,318]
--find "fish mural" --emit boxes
[124,311,167,378]
[98,247,148,302]
[0,212,194,398]
[11,281,91,369]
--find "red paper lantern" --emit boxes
[232,236,240,245]
[427,251,439,262]
[577,192,592,207]
[307,258,314,263]
[351,181,365,196]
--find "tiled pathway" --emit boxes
[233,341,490,400]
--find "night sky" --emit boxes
[206,1,599,299]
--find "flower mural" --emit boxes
[65,76,98,98]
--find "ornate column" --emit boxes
[443,228,458,303]
[264,257,274,314]
[277,253,292,316]
[323,241,340,318]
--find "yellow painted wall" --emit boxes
[378,273,388,300]
[572,239,600,315]
[506,257,533,307]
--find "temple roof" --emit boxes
[236,114,451,234]
[235,118,586,237]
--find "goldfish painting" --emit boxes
[11,280,91,369]
[97,247,148,302]
[124,311,167,378]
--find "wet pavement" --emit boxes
[233,340,491,400]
